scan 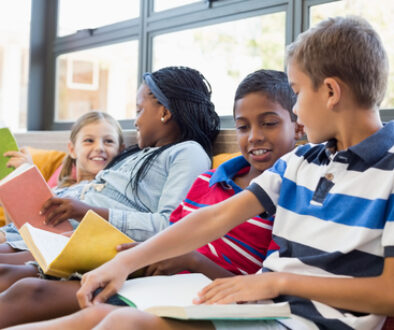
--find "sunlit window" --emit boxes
[153,12,286,116]
[55,41,138,121]
[57,0,140,37]
[0,0,31,131]
[310,0,394,109]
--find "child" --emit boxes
[140,69,303,278]
[0,68,304,328]
[0,66,220,327]
[0,111,124,263]
[53,16,391,330]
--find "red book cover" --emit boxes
[0,164,73,233]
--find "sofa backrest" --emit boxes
[14,129,240,156]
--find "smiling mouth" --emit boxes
[90,157,106,161]
[250,149,270,156]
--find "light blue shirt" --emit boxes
[83,141,211,241]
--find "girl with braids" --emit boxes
[0,66,220,327]
[0,111,124,264]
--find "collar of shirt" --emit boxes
[318,121,393,165]
[209,155,250,193]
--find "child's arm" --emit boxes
[143,252,235,279]
[76,190,264,307]
[197,257,394,316]
[117,242,234,278]
[40,198,109,224]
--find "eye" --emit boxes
[104,138,115,144]
[262,121,279,127]
[236,125,248,131]
[83,138,94,143]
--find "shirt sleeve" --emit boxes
[108,143,211,241]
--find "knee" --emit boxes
[3,278,48,302]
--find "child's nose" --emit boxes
[248,127,264,143]
[94,140,104,150]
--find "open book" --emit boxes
[0,163,72,233]
[0,127,19,180]
[117,273,291,320]
[20,210,134,278]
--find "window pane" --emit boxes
[58,0,140,37]
[55,41,138,122]
[310,0,394,109]
[0,0,31,131]
[154,0,199,12]
[153,12,286,116]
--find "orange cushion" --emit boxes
[212,152,242,169]
[27,147,67,181]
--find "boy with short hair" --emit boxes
[33,15,394,330]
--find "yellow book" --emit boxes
[19,210,134,278]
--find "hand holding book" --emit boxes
[3,147,34,169]
[41,197,92,225]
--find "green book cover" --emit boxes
[0,128,19,180]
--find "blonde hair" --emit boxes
[58,111,123,188]
[286,16,389,108]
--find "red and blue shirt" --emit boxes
[170,155,277,275]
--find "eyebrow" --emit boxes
[235,112,281,121]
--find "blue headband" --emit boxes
[143,73,171,110]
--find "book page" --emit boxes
[118,273,212,311]
[26,225,69,264]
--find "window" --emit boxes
[153,12,286,116]
[310,0,394,110]
[57,0,140,37]
[0,0,31,131]
[28,0,394,130]
[55,41,138,122]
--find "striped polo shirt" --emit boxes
[170,155,276,275]
[247,121,394,330]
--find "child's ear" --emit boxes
[294,122,305,141]
[67,141,77,159]
[324,77,341,110]
[160,108,172,124]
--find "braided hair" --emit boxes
[107,66,220,201]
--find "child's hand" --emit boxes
[41,197,90,226]
[77,254,130,308]
[194,273,281,305]
[4,147,33,168]
[144,252,195,276]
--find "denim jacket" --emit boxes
[83,141,211,241]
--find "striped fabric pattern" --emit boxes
[170,156,276,275]
[247,121,394,330]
